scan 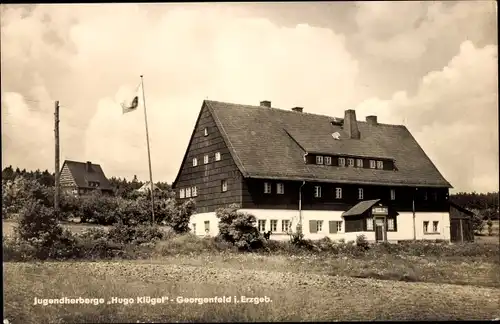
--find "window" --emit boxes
[185,187,192,198]
[387,218,395,231]
[192,186,197,197]
[390,189,396,200]
[335,187,342,199]
[282,220,290,232]
[424,191,428,200]
[329,220,342,233]
[204,155,209,164]
[277,183,284,194]
[347,158,354,167]
[215,152,221,161]
[358,188,364,200]
[179,189,185,198]
[366,217,374,231]
[314,186,322,198]
[316,156,324,165]
[270,220,278,232]
[338,157,346,167]
[423,221,429,233]
[258,220,266,232]
[264,182,272,194]
[221,180,228,192]
[336,221,342,232]
[433,221,439,233]
[433,192,438,201]
[204,128,208,136]
[192,158,198,167]
[192,223,196,234]
[204,221,210,233]
[325,156,332,165]
[377,161,384,169]
[317,220,323,232]
[356,159,363,167]
[370,160,376,169]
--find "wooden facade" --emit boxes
[60,164,78,194]
[174,105,242,213]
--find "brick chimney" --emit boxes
[344,110,360,139]
[260,100,271,108]
[86,161,92,172]
[366,115,378,125]
[292,107,303,113]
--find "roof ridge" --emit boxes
[205,100,405,127]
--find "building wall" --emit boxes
[175,104,243,213]
[188,209,451,242]
[60,164,77,192]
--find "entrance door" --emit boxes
[375,217,385,242]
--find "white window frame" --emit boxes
[180,188,185,199]
[358,188,364,200]
[204,221,210,232]
[338,157,346,167]
[221,180,228,192]
[377,161,384,169]
[204,128,208,136]
[270,220,278,232]
[387,218,395,231]
[347,158,354,167]
[317,220,323,232]
[277,183,284,194]
[324,156,332,165]
[204,155,209,164]
[264,182,272,194]
[258,219,266,232]
[192,186,197,197]
[185,187,192,198]
[370,160,376,169]
[282,220,290,232]
[336,221,342,232]
[314,186,322,198]
[423,221,429,233]
[367,217,374,231]
[433,221,439,233]
[390,189,396,200]
[316,156,324,165]
[215,152,221,161]
[356,159,363,167]
[335,187,342,199]
[192,158,198,167]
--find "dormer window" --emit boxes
[192,158,198,167]
[390,189,396,200]
[338,158,346,167]
[88,181,100,187]
[377,161,384,169]
[347,158,354,167]
[314,186,322,198]
[335,188,342,199]
[358,188,364,200]
[356,159,363,168]
[277,183,284,194]
[369,160,376,169]
[316,156,324,165]
[324,156,332,165]
[204,128,208,136]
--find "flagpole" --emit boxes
[140,75,155,225]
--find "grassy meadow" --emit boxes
[3,220,500,323]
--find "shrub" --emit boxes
[355,234,369,250]
[15,200,61,243]
[472,212,485,234]
[2,178,52,216]
[216,204,265,251]
[486,219,493,236]
[107,223,164,245]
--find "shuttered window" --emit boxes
[329,221,342,233]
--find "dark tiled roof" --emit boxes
[205,100,452,188]
[62,160,113,190]
[342,199,381,217]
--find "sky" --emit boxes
[1,2,498,193]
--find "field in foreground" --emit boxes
[4,254,500,323]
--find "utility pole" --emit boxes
[54,101,60,217]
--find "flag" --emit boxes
[121,82,141,114]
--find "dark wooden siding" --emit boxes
[241,179,449,213]
[175,105,242,213]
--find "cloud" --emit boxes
[354,1,497,61]
[1,4,360,182]
[355,41,498,193]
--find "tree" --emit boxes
[216,204,264,251]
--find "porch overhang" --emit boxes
[342,199,381,217]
